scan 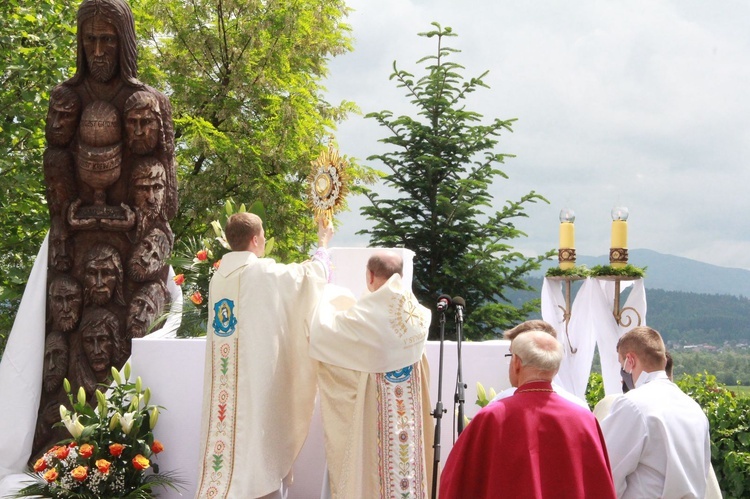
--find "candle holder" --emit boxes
[597,275,643,328]
[546,275,585,353]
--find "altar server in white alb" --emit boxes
[601,326,711,499]
[195,212,332,499]
[310,251,433,498]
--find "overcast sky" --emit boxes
[324,0,750,270]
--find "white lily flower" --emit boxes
[120,412,136,435]
[62,412,84,439]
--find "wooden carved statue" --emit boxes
[33,0,178,458]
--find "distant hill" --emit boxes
[507,249,750,346]
[534,248,750,298]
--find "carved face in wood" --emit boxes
[45,86,81,147]
[81,16,119,83]
[131,158,166,219]
[80,308,118,379]
[83,244,124,306]
[124,92,161,155]
[49,275,83,333]
[127,282,166,339]
[127,228,170,282]
[43,331,68,393]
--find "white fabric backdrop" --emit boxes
[541,277,647,398]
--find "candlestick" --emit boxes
[610,206,629,268]
[558,208,576,270]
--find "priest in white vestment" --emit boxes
[310,251,433,499]
[194,213,333,499]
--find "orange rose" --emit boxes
[95,459,111,474]
[190,291,203,305]
[109,443,125,457]
[54,446,69,460]
[43,468,59,483]
[33,458,47,472]
[132,454,150,470]
[213,259,221,270]
[173,274,185,286]
[71,466,88,482]
[196,250,208,261]
[151,440,164,454]
[78,443,94,458]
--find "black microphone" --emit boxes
[453,296,466,323]
[436,294,452,312]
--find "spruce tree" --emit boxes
[361,23,553,339]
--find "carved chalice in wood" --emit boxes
[77,100,122,206]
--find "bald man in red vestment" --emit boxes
[439,331,616,499]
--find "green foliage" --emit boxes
[677,373,750,498]
[588,264,647,278]
[0,0,76,331]
[360,23,553,339]
[585,372,605,410]
[132,0,368,262]
[545,266,590,278]
[671,349,750,386]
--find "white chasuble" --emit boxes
[310,275,433,499]
[195,251,327,499]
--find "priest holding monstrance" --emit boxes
[194,147,345,498]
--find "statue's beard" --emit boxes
[127,260,157,282]
[88,58,117,83]
[55,315,78,333]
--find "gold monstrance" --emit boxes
[308,143,349,223]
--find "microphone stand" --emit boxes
[430,307,448,499]
[453,300,466,436]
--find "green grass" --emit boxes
[726,385,750,397]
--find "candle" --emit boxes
[610,206,629,268]
[558,208,575,270]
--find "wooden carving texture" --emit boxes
[33,0,178,458]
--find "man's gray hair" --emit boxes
[512,330,563,372]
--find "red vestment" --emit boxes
[439,381,616,499]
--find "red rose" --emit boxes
[173,274,185,286]
[132,454,150,470]
[151,440,164,454]
[78,443,94,458]
[190,291,203,305]
[109,443,125,457]
[71,466,87,482]
[33,458,47,472]
[196,250,208,261]
[96,459,111,474]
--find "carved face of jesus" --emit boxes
[49,278,83,332]
[82,16,119,83]
[125,107,160,155]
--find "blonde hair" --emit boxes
[617,326,666,372]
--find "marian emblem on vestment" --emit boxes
[212,298,237,337]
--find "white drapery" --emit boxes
[542,277,647,398]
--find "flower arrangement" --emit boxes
[164,199,274,337]
[16,364,180,498]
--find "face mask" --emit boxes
[620,357,635,392]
